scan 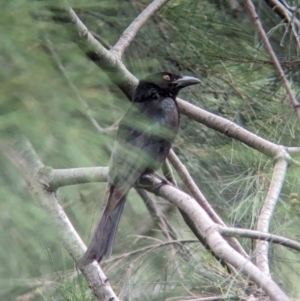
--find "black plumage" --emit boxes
[79,72,201,266]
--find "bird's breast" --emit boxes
[153,98,180,134]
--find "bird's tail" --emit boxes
[78,189,127,266]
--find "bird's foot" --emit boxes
[136,173,173,193]
[153,177,169,195]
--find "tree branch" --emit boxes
[162,158,178,186]
[264,0,300,52]
[286,146,300,154]
[44,5,299,298]
[136,188,197,264]
[5,136,291,300]
[41,166,108,189]
[176,98,286,158]
[65,5,138,99]
[141,176,291,301]
[176,296,246,301]
[135,188,179,241]
[167,149,248,258]
[256,157,288,275]
[111,0,170,58]
[4,137,118,301]
[220,226,300,252]
[63,5,298,161]
[46,163,233,270]
[246,0,300,121]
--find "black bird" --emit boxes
[79,72,201,265]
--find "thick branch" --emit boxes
[4,138,118,301]
[256,157,288,275]
[45,157,289,275]
[8,141,291,300]
[41,166,108,189]
[112,0,170,58]
[176,98,283,158]
[66,6,138,99]
[44,161,291,299]
[47,165,232,270]
[140,176,291,301]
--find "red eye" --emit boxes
[163,74,171,81]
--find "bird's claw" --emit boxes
[153,178,169,195]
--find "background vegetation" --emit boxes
[1,0,300,300]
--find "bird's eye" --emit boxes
[163,74,171,81]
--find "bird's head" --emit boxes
[133,72,201,102]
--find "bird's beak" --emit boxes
[174,76,201,88]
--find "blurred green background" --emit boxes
[1,0,300,300]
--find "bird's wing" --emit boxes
[109,99,177,192]
[109,118,163,187]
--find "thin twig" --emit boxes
[136,188,198,263]
[171,296,246,301]
[162,158,178,186]
[290,157,300,167]
[245,0,300,121]
[111,0,170,58]
[167,149,248,258]
[136,188,179,241]
[136,202,175,236]
[107,239,197,262]
[136,189,192,290]
[45,37,117,134]
[220,226,300,252]
[167,150,225,225]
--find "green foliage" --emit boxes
[1,0,300,300]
